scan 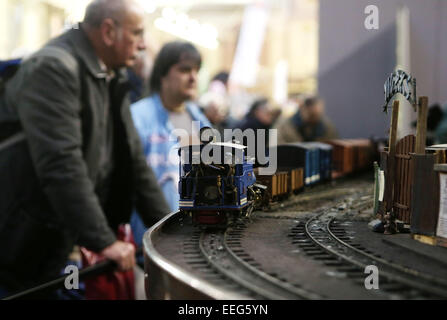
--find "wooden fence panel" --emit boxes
[393,135,416,223]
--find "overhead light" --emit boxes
[136,0,157,14]
[154,8,219,50]
[162,7,176,21]
[64,0,90,24]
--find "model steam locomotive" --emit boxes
[178,142,264,227]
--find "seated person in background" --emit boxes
[276,96,338,144]
[237,98,279,132]
[199,91,236,138]
[208,71,229,96]
[235,98,280,165]
[130,41,211,251]
[436,103,447,144]
[421,103,445,145]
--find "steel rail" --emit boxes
[222,229,322,300]
[327,218,447,293]
[198,230,318,300]
[304,213,447,298]
[143,211,249,300]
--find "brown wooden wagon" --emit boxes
[287,168,304,194]
[326,139,373,178]
[325,140,355,177]
[255,169,296,204]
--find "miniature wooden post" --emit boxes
[385,100,400,212]
[415,96,428,155]
[410,96,438,237]
[388,100,400,156]
[373,162,380,215]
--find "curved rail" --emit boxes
[223,231,321,299]
[143,211,249,300]
[198,229,320,300]
[304,213,447,298]
[327,218,447,294]
[145,211,320,300]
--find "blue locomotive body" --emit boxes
[178,142,257,225]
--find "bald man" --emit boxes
[0,0,169,296]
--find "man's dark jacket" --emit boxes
[0,26,170,290]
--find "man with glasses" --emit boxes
[0,0,169,297]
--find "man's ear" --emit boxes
[101,18,117,47]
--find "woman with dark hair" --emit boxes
[148,41,202,94]
[129,41,211,252]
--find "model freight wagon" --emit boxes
[276,143,321,186]
[287,168,305,194]
[304,142,333,182]
[326,139,373,177]
[325,140,355,177]
[254,170,290,202]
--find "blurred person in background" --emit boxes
[237,98,280,132]
[199,91,237,138]
[130,41,211,255]
[276,96,338,144]
[0,0,170,298]
[127,51,152,103]
[419,103,444,145]
[208,70,255,124]
[126,37,159,104]
[208,71,229,96]
[235,98,280,165]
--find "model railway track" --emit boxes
[327,219,447,291]
[144,212,321,300]
[145,184,446,300]
[266,182,370,213]
[198,223,321,300]
[144,211,249,300]
[289,206,447,299]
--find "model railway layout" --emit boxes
[142,69,447,300]
[143,176,447,300]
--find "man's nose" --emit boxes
[138,38,146,51]
[190,70,198,82]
